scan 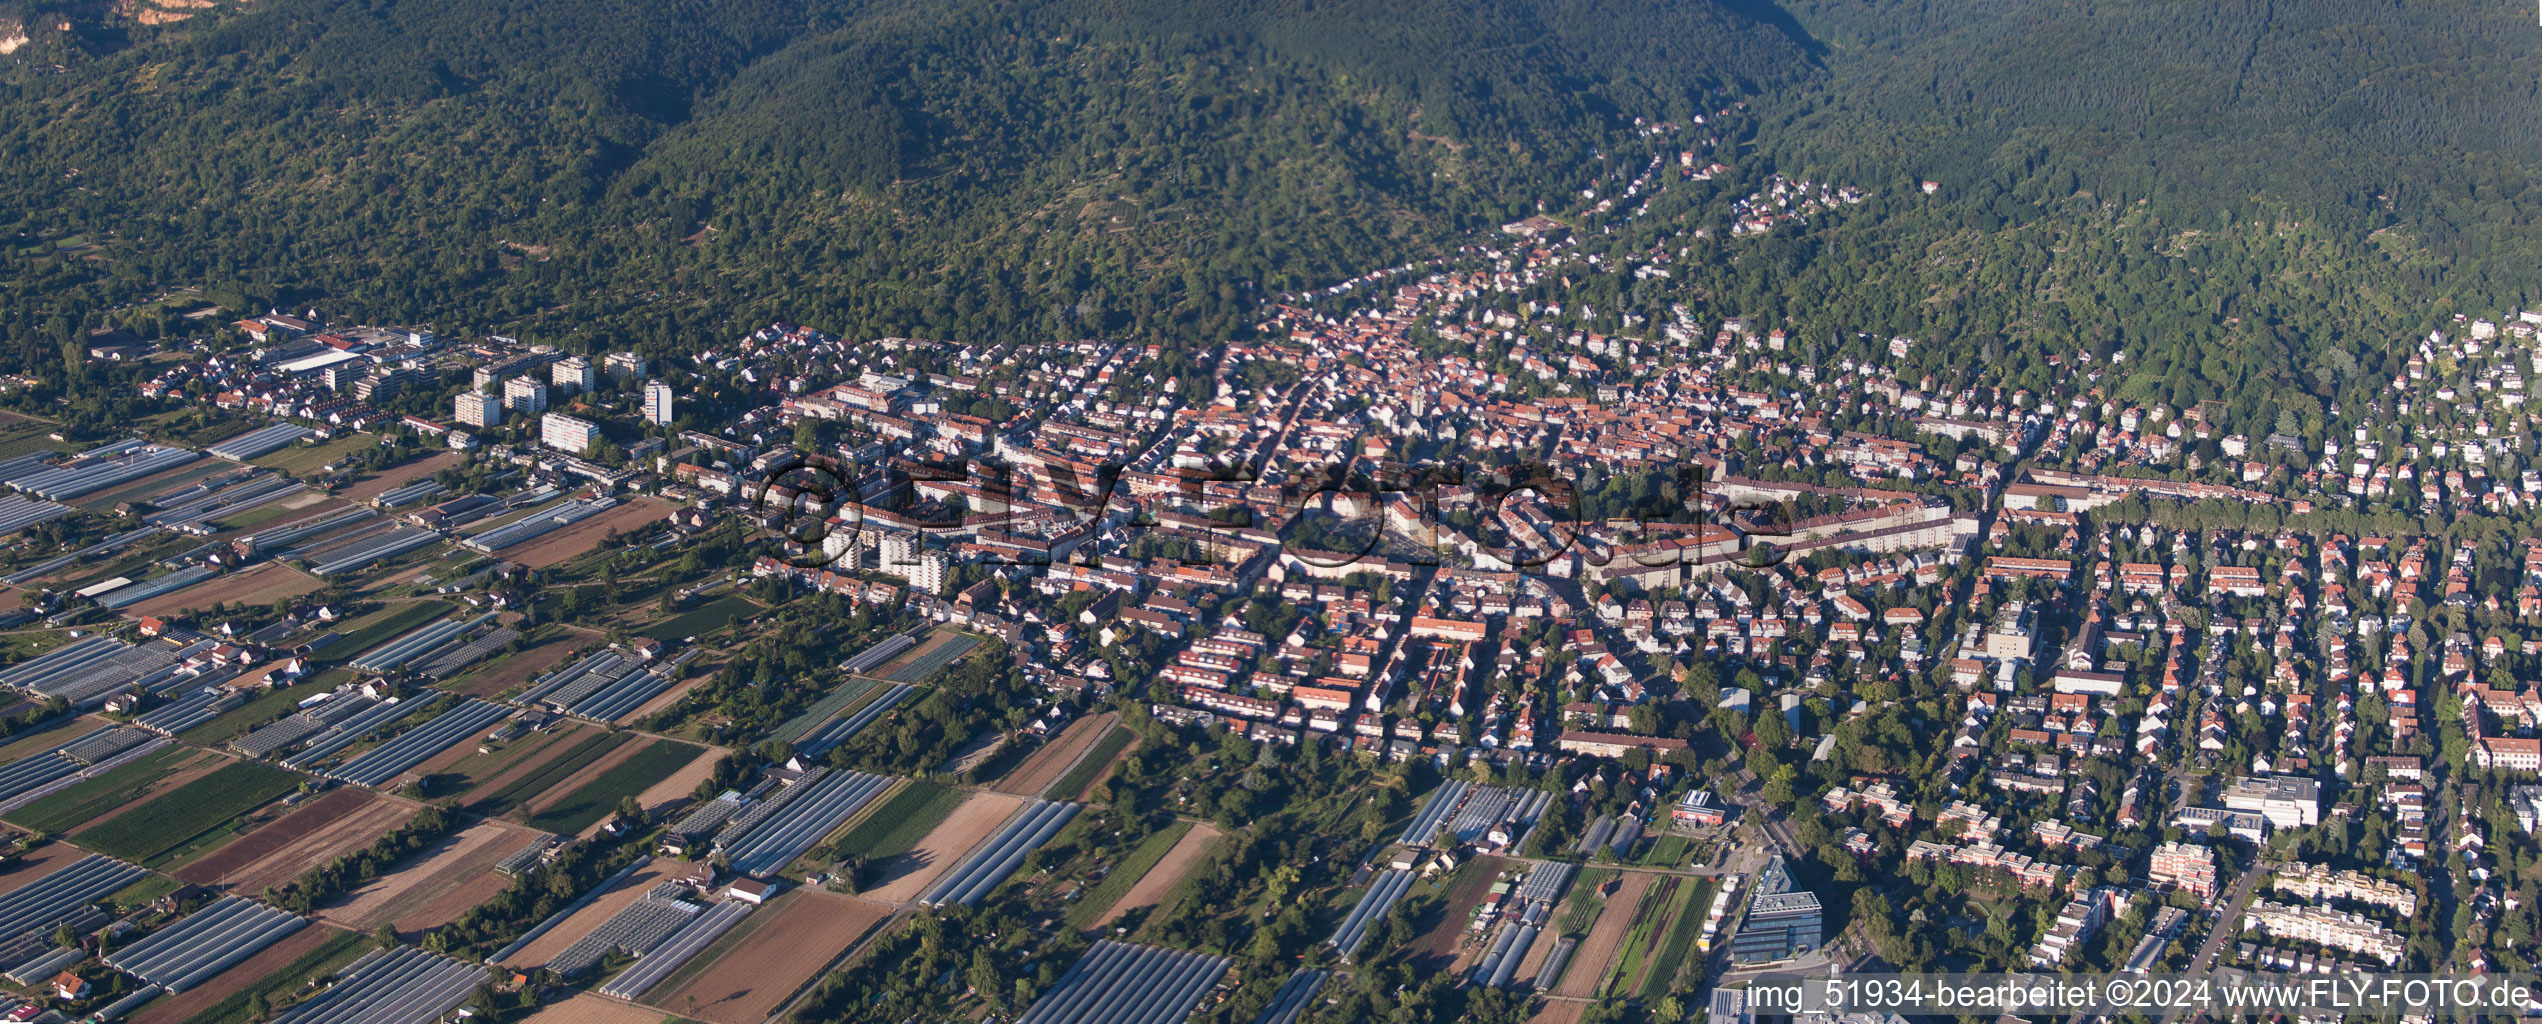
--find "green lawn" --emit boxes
[75,760,302,863]
[4,746,193,834]
[471,730,631,817]
[826,781,960,864]
[1064,821,1193,930]
[522,739,703,833]
[1048,724,1132,801]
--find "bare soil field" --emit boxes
[989,712,1116,797]
[442,630,595,698]
[174,787,409,891]
[0,842,84,895]
[1528,999,1589,1024]
[126,922,341,1024]
[652,891,893,1024]
[125,563,324,619]
[343,453,457,503]
[1552,870,1652,997]
[861,791,1025,904]
[1407,855,1506,969]
[499,861,677,968]
[1093,822,1223,930]
[320,819,539,934]
[1512,916,1559,982]
[626,744,722,818]
[503,500,673,569]
[520,994,667,1024]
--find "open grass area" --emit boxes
[75,760,302,864]
[4,745,193,834]
[1635,834,1689,868]
[171,929,374,1024]
[642,595,762,642]
[1063,821,1192,931]
[108,873,183,911]
[474,730,631,817]
[1605,875,1695,998]
[1047,724,1131,801]
[824,781,960,864]
[522,739,702,834]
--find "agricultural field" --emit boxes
[5,745,222,834]
[1636,877,1712,1000]
[987,711,1116,798]
[251,432,377,475]
[826,781,959,866]
[320,820,541,936]
[648,890,892,1024]
[170,787,410,891]
[501,498,672,568]
[496,860,680,968]
[316,601,454,665]
[73,759,304,864]
[859,790,1024,903]
[1554,870,1652,997]
[519,995,668,1024]
[438,629,593,698]
[465,728,631,817]
[122,562,325,618]
[1046,724,1134,802]
[1067,820,1210,932]
[519,738,705,834]
[642,595,762,642]
[181,683,321,746]
[341,453,457,503]
[129,925,372,1024]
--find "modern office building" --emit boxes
[1728,853,1821,965]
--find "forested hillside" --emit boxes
[0,0,1804,370]
[5,0,2542,396]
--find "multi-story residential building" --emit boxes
[2240,900,2404,965]
[453,390,502,429]
[2147,841,2218,899]
[503,376,549,416]
[1985,601,2036,661]
[2268,862,2416,915]
[912,551,950,597]
[605,351,650,386]
[644,380,676,425]
[540,412,600,454]
[552,355,595,394]
[2030,888,2122,967]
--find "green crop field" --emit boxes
[74,760,302,863]
[522,739,702,833]
[322,601,454,664]
[827,781,960,865]
[1638,877,1712,999]
[472,730,631,817]
[4,746,193,834]
[643,595,761,642]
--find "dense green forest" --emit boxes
[3,0,2542,400]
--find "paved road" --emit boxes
[2156,857,2265,1024]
